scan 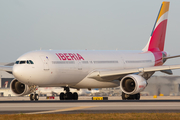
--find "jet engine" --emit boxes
[10,79,31,96]
[120,74,147,95]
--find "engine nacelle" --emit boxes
[120,74,147,95]
[10,79,31,96]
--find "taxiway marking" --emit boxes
[26,106,94,114]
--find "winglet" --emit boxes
[143,1,170,52]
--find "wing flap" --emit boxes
[88,64,180,81]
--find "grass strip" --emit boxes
[0,113,180,120]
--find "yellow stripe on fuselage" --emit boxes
[157,1,170,22]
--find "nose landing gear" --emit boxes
[30,93,39,101]
[59,87,78,100]
[29,85,39,101]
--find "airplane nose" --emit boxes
[13,65,30,84]
[13,65,23,80]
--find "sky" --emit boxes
[0,0,180,75]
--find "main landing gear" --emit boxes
[30,93,39,101]
[122,92,140,100]
[59,87,78,100]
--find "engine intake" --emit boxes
[120,74,147,94]
[10,79,31,96]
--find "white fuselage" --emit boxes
[12,50,155,88]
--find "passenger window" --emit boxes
[29,60,34,64]
[20,61,26,64]
[15,61,19,64]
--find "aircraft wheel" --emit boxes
[122,92,126,100]
[135,93,140,100]
[122,92,138,100]
[73,92,78,100]
[34,94,39,101]
[129,95,135,100]
[30,94,34,101]
[66,92,72,100]
[122,92,131,100]
[60,92,65,100]
[128,93,140,100]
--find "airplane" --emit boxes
[0,1,180,101]
[3,81,8,88]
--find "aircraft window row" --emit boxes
[82,61,89,64]
[93,61,118,64]
[52,61,75,64]
[126,60,152,63]
[15,60,34,64]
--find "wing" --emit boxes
[88,64,180,81]
[0,63,13,74]
[164,55,180,60]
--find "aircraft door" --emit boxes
[119,57,125,69]
[40,55,49,70]
[78,61,82,70]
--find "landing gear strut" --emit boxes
[122,92,140,100]
[29,85,39,101]
[30,93,39,101]
[59,87,78,100]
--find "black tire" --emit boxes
[66,92,73,100]
[128,94,135,100]
[135,93,140,100]
[60,92,65,100]
[30,94,34,101]
[73,92,78,100]
[122,92,136,100]
[34,94,39,101]
[122,92,126,100]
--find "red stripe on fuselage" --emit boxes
[151,50,163,66]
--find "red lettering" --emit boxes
[73,53,79,60]
[69,53,76,60]
[64,53,71,60]
[77,53,84,60]
[139,85,145,89]
[56,53,61,60]
[59,53,66,60]
[55,53,84,61]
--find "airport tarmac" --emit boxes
[1,101,180,114]
[0,96,180,114]
[1,96,180,101]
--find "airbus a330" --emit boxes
[1,1,180,101]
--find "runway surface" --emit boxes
[1,100,180,114]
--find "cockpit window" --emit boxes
[15,61,19,64]
[20,61,26,64]
[15,60,34,64]
[27,60,30,64]
[29,60,34,64]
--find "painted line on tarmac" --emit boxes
[26,106,94,114]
